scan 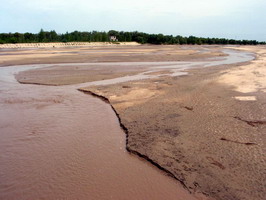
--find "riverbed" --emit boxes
[0,65,207,200]
[0,46,259,200]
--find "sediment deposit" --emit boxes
[3,45,265,200]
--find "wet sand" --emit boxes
[79,46,266,200]
[1,45,265,200]
[0,45,225,67]
[0,46,215,200]
[0,68,205,200]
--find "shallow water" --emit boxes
[72,49,254,87]
[0,49,254,200]
[0,66,202,200]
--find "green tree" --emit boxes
[38,29,45,42]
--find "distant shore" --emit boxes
[0,42,140,49]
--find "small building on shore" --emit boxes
[109,36,118,42]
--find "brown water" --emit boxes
[0,50,254,200]
[0,66,203,200]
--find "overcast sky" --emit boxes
[1,0,265,41]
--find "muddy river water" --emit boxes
[0,50,254,200]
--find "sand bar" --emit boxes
[1,44,265,200]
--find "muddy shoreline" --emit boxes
[79,57,266,200]
[2,45,265,200]
[76,46,265,200]
[1,65,204,200]
[78,89,191,191]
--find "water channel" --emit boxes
[0,49,254,200]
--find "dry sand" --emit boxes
[0,42,140,49]
[218,46,266,93]
[4,45,266,200]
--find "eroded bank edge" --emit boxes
[77,88,212,198]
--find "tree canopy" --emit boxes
[0,29,264,45]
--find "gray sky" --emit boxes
[1,0,265,41]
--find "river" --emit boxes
[0,49,254,200]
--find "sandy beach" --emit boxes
[1,44,265,200]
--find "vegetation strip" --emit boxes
[1,30,264,45]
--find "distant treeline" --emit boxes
[0,29,265,45]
